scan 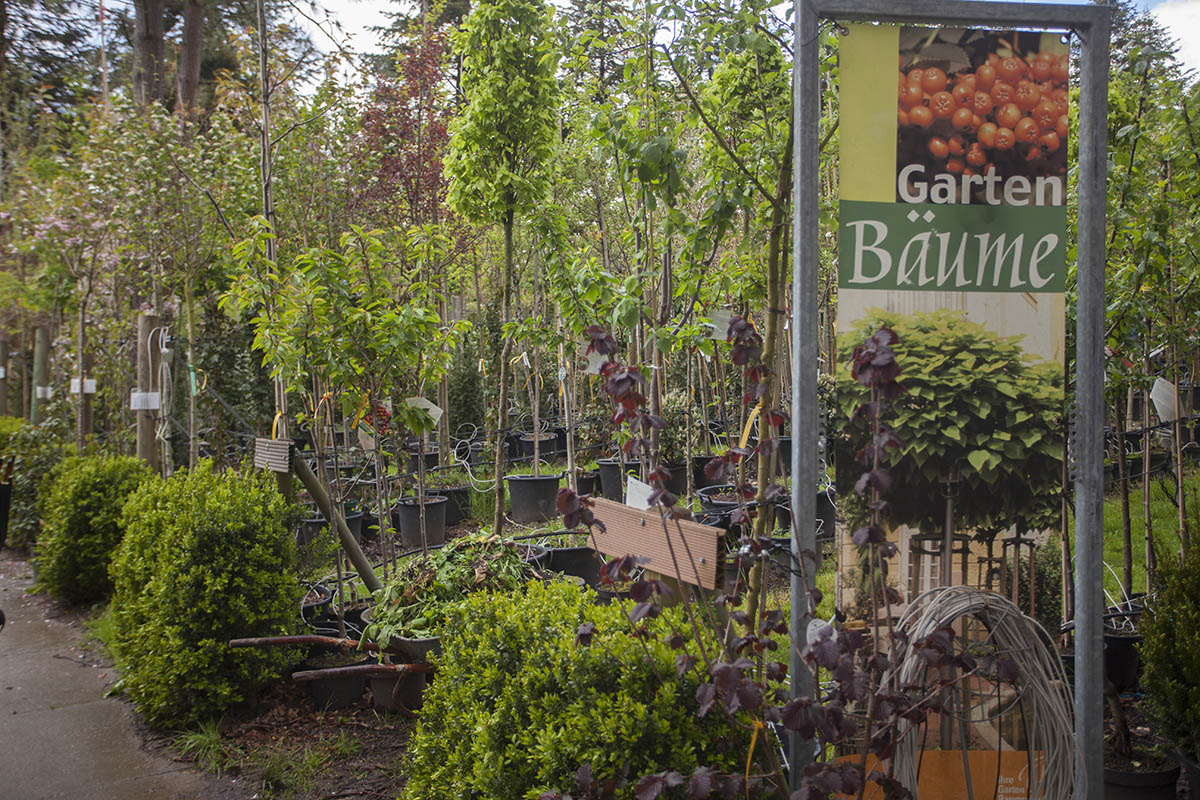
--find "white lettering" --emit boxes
[1035,176,1063,206]
[975,233,1026,288]
[897,231,933,286]
[899,164,927,203]
[1004,176,1031,206]
[930,174,955,204]
[847,220,892,284]
[1029,234,1059,288]
[984,171,1003,205]
[935,232,973,287]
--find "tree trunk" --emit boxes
[176,0,206,118]
[137,312,159,470]
[0,334,8,417]
[491,207,516,534]
[132,0,165,107]
[75,286,90,452]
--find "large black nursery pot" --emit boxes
[428,485,470,526]
[575,471,600,496]
[297,509,364,547]
[691,454,717,491]
[393,495,447,549]
[303,653,371,710]
[1103,632,1142,691]
[409,448,439,474]
[661,461,687,497]
[597,458,641,502]
[505,473,562,523]
[544,532,603,587]
[519,432,557,458]
[1103,760,1179,800]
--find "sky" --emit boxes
[304,0,1200,76]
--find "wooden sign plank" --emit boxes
[254,437,293,473]
[588,497,724,590]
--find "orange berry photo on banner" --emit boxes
[896,27,1069,206]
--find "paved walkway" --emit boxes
[0,550,241,800]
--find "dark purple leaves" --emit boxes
[575,622,596,646]
[634,772,684,800]
[586,325,618,356]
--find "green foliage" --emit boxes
[0,416,24,453]
[836,309,1063,533]
[1014,535,1065,637]
[445,0,560,225]
[3,417,70,550]
[33,455,151,603]
[110,462,303,728]
[403,581,747,799]
[364,535,537,643]
[1141,545,1200,762]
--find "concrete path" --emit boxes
[0,549,243,800]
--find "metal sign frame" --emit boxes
[789,1,1108,796]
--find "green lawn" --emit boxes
[1098,461,1199,600]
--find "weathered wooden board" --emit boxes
[588,497,724,590]
[254,437,293,473]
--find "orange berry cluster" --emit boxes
[898,51,1069,176]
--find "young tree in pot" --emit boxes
[444,0,560,534]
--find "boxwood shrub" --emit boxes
[110,461,303,728]
[3,416,70,549]
[403,581,748,799]
[1141,546,1200,763]
[33,455,151,603]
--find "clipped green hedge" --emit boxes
[110,461,302,728]
[0,415,23,453]
[33,455,151,603]
[1141,546,1200,762]
[3,417,70,550]
[403,581,747,800]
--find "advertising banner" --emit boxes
[835,24,1067,594]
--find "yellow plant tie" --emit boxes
[271,410,283,440]
[351,393,370,428]
[745,717,764,793]
[739,402,763,449]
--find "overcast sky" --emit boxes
[304,0,1199,79]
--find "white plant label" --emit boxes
[0,367,7,379]
[130,391,160,410]
[625,475,654,511]
[584,350,607,375]
[70,378,97,394]
[406,397,444,426]
[35,386,52,399]
[1151,377,1180,422]
[706,309,734,341]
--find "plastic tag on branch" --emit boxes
[1151,377,1181,422]
[584,350,606,375]
[70,378,97,395]
[522,351,531,369]
[0,367,7,379]
[130,391,160,410]
[705,309,734,341]
[625,474,654,510]
[406,397,444,426]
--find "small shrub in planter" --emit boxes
[1141,546,1200,766]
[110,461,303,728]
[33,455,151,604]
[403,581,747,799]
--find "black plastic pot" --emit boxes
[1104,631,1142,691]
[546,542,603,587]
[303,654,370,710]
[370,672,427,712]
[296,514,328,547]
[1176,750,1200,800]
[816,488,836,540]
[576,471,599,496]
[428,485,470,526]
[691,454,717,491]
[661,461,687,497]
[0,481,12,549]
[1103,761,1179,800]
[301,583,333,623]
[517,542,549,567]
[506,473,562,523]
[520,433,557,458]
[597,458,640,502]
[409,448,439,474]
[393,495,447,549]
[697,484,740,516]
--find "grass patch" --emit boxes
[83,604,119,660]
[1099,462,1200,599]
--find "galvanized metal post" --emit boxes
[1074,11,1110,800]
[789,0,820,781]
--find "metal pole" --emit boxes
[789,0,819,781]
[137,312,159,470]
[1074,11,1110,800]
[0,335,9,417]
